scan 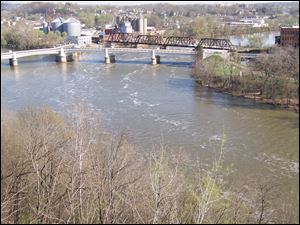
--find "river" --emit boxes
[1,51,299,211]
[228,31,280,47]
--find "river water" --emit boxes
[228,31,280,47]
[1,52,299,209]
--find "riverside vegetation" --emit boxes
[1,23,66,51]
[1,107,298,224]
[192,46,299,112]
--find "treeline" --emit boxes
[178,16,275,38]
[1,107,298,224]
[3,1,298,31]
[1,23,66,51]
[7,1,297,19]
[140,2,299,18]
[193,47,299,111]
[78,12,113,28]
[2,2,114,29]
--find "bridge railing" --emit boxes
[64,47,197,56]
[2,46,235,62]
[1,48,64,60]
[1,44,74,55]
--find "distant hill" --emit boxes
[1,2,21,11]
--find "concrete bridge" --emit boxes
[1,46,198,66]
[1,46,197,66]
[1,45,74,66]
[1,46,257,66]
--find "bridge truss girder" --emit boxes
[163,36,197,48]
[106,34,233,50]
[107,33,136,43]
[197,38,232,50]
[134,35,165,45]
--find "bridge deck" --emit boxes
[1,47,198,60]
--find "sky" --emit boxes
[8,1,298,5]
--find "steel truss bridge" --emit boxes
[107,33,233,50]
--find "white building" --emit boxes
[68,35,92,45]
[147,26,156,32]
[81,29,96,36]
[229,18,268,28]
[105,24,112,29]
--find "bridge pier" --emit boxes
[56,48,67,63]
[150,49,160,64]
[104,48,110,64]
[9,59,18,66]
[151,49,157,65]
[9,52,18,67]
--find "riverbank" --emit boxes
[196,81,299,113]
[192,47,299,113]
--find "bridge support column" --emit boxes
[56,48,67,63]
[104,48,110,64]
[151,49,157,65]
[9,52,18,67]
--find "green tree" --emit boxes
[1,32,7,50]
[1,23,65,50]
[191,16,220,38]
[78,12,95,28]
[94,14,113,27]
[247,34,264,48]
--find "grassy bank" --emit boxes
[1,106,298,224]
[192,47,299,112]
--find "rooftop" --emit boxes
[281,26,299,29]
[51,17,64,23]
[64,17,80,24]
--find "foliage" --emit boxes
[16,2,60,16]
[193,46,299,109]
[201,55,242,77]
[147,14,164,28]
[1,33,7,50]
[191,16,220,38]
[94,14,114,27]
[1,23,65,50]
[247,34,264,48]
[1,106,298,224]
[78,11,95,28]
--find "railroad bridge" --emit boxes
[106,33,233,50]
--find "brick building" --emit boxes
[279,26,299,47]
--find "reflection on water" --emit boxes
[11,66,21,81]
[228,31,280,47]
[59,62,68,81]
[1,52,299,209]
